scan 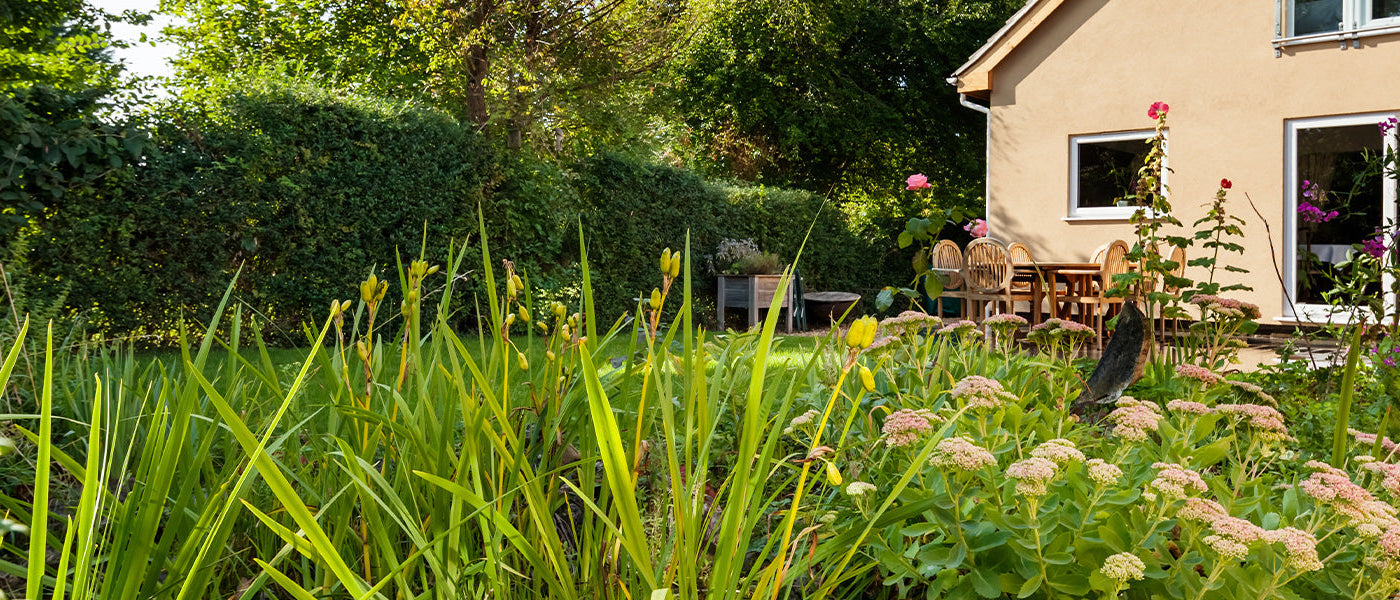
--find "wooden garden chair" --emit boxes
[931,240,967,318]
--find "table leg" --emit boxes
[1030,276,1043,326]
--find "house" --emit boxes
[948,0,1400,325]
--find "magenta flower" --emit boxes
[1380,117,1398,136]
[1148,101,1170,120]
[1298,202,1338,224]
[905,173,931,190]
[964,218,988,238]
[1364,234,1387,259]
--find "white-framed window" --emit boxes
[1283,111,1399,323]
[1068,130,1161,220]
[1285,0,1400,37]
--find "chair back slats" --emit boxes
[963,239,1013,294]
[1008,242,1034,265]
[1101,239,1131,281]
[932,240,964,290]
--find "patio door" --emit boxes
[1284,112,1399,323]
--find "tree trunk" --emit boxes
[465,44,490,129]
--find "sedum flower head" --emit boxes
[845,481,877,497]
[1101,552,1145,582]
[1086,458,1123,487]
[1175,364,1224,386]
[1215,403,1291,440]
[1178,497,1229,525]
[1030,439,1085,467]
[930,436,996,472]
[950,375,1016,411]
[1006,457,1059,497]
[1262,527,1324,572]
[880,311,941,336]
[1167,399,1213,416]
[881,409,938,448]
[1107,397,1163,442]
[1148,462,1208,500]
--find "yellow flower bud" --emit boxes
[660,248,672,275]
[400,300,411,317]
[650,288,662,310]
[859,365,876,393]
[360,275,379,305]
[546,350,556,362]
[560,323,572,339]
[824,461,843,486]
[506,313,516,328]
[844,321,863,349]
[536,321,549,334]
[861,317,877,348]
[516,351,529,371]
[512,274,524,295]
[669,252,681,278]
[427,264,440,276]
[506,277,517,298]
[374,281,388,304]
[519,306,531,323]
[552,301,566,320]
[407,289,419,305]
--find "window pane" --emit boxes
[1295,123,1384,303]
[1374,0,1400,19]
[1076,138,1148,209]
[1293,0,1342,34]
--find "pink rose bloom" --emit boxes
[964,218,988,238]
[905,173,931,190]
[1148,101,1170,120]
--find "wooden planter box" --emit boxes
[717,274,793,333]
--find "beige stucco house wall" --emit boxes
[950,0,1400,325]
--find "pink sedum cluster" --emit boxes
[1146,462,1208,501]
[1361,461,1400,496]
[936,319,983,339]
[881,409,938,448]
[929,436,996,472]
[880,310,941,336]
[1107,397,1163,442]
[1030,439,1085,466]
[1178,498,1229,525]
[1262,527,1325,572]
[1298,464,1400,535]
[1174,364,1224,385]
[1085,459,1123,487]
[1189,294,1262,320]
[1006,456,1059,497]
[1350,428,1400,455]
[950,375,1016,411]
[1215,403,1291,440]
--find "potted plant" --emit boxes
[713,239,793,331]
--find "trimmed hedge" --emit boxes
[16,78,914,343]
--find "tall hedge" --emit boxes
[24,78,494,338]
[17,79,912,342]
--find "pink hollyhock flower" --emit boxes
[905,173,931,190]
[1220,178,1232,189]
[964,218,988,238]
[1148,101,1170,120]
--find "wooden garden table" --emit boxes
[1012,262,1102,325]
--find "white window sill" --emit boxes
[1274,23,1400,55]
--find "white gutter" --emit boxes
[958,93,991,115]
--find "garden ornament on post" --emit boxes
[1072,301,1152,415]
